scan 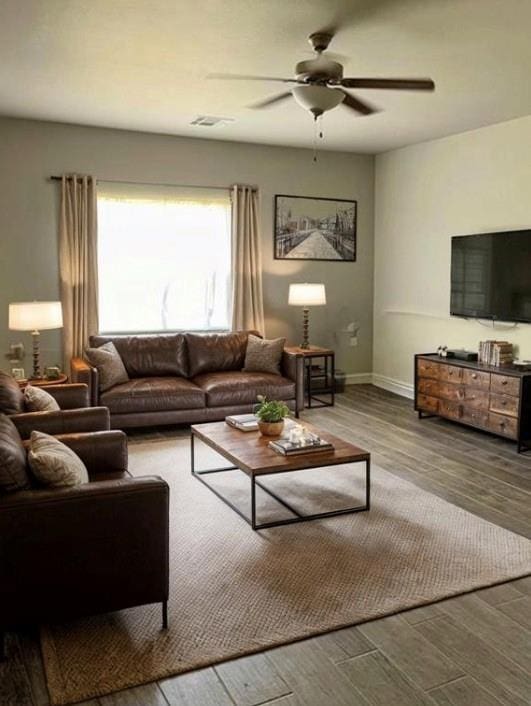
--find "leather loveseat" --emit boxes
[72,331,304,429]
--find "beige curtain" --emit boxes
[231,185,265,334]
[59,175,98,369]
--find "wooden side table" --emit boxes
[284,346,335,409]
[17,374,68,388]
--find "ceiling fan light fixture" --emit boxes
[291,85,344,118]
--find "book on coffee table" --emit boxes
[269,435,334,456]
[225,414,259,432]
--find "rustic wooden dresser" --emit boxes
[415,353,531,453]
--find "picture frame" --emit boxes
[274,194,357,261]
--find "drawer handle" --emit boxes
[500,421,506,428]
[472,374,477,379]
[501,380,507,385]
[502,400,507,406]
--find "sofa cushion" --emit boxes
[243,334,286,375]
[23,384,61,412]
[90,334,188,378]
[85,341,130,392]
[186,331,256,377]
[28,431,89,488]
[193,371,296,407]
[0,372,24,415]
[100,377,205,414]
[0,413,31,493]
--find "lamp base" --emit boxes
[31,330,41,379]
[300,308,310,349]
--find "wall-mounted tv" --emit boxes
[450,229,531,324]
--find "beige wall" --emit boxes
[373,115,531,395]
[0,117,374,376]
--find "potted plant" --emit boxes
[253,395,290,436]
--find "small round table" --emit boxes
[17,374,68,388]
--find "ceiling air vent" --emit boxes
[190,115,234,127]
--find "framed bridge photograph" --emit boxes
[274,194,357,261]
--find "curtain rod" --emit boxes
[49,176,257,191]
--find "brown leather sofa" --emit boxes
[0,415,169,659]
[0,371,110,438]
[72,331,304,429]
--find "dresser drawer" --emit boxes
[463,388,489,410]
[418,378,440,397]
[487,412,518,439]
[439,383,465,402]
[439,400,462,421]
[463,369,490,389]
[417,359,440,380]
[490,374,520,397]
[462,408,488,428]
[439,364,463,383]
[417,394,439,414]
[489,393,519,418]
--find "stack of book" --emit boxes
[478,340,514,367]
[269,433,334,456]
[225,414,259,432]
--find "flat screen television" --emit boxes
[450,229,531,323]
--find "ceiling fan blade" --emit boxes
[340,78,435,91]
[249,92,293,109]
[208,73,298,83]
[340,90,378,115]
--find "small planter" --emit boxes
[258,420,285,437]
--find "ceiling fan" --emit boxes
[210,31,435,119]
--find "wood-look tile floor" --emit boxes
[3,385,530,706]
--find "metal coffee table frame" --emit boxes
[191,431,370,531]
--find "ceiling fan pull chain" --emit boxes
[313,114,318,163]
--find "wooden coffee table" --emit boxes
[190,421,370,530]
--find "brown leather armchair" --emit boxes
[0,372,110,438]
[0,420,169,660]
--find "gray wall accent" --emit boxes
[0,117,374,376]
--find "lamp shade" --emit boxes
[288,283,326,307]
[9,301,63,331]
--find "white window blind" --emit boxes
[97,183,231,333]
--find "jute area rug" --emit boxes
[41,434,531,705]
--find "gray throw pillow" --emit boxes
[0,371,25,414]
[0,413,31,493]
[23,384,60,412]
[243,334,286,375]
[28,431,89,488]
[85,341,129,392]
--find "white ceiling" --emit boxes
[1,0,531,154]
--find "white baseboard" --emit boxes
[372,373,414,399]
[345,373,373,385]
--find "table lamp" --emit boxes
[9,301,63,379]
[288,283,326,349]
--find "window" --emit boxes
[97,183,231,333]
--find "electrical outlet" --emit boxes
[350,336,358,347]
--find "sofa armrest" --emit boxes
[54,430,128,475]
[42,383,89,409]
[0,475,169,626]
[281,350,304,414]
[71,357,99,405]
[11,407,110,440]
